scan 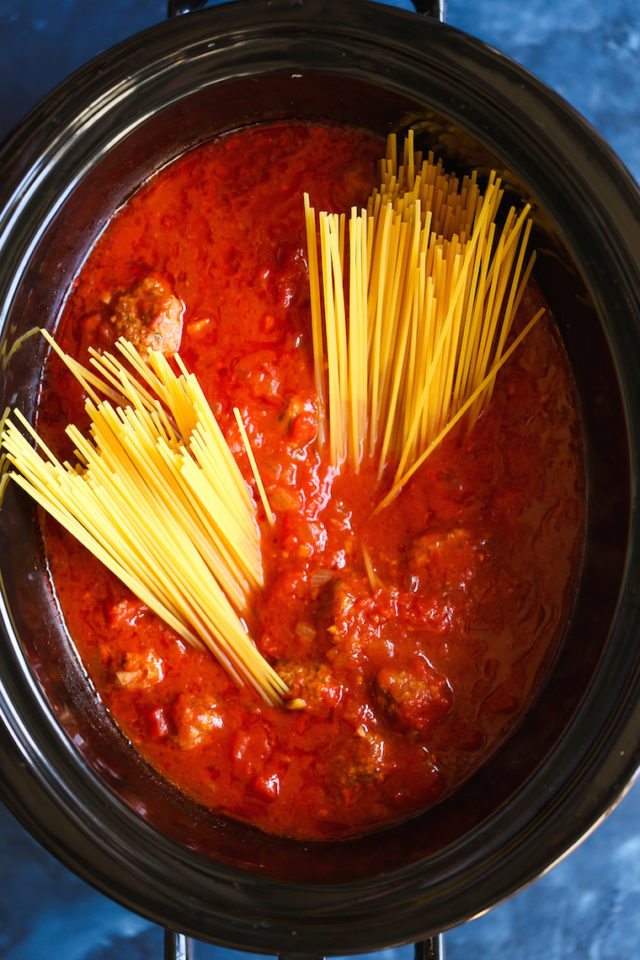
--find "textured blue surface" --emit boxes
[0,1,639,957]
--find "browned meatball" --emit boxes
[373,665,451,735]
[276,659,344,714]
[169,692,224,750]
[331,729,389,789]
[112,276,184,355]
[408,527,486,594]
[112,649,165,691]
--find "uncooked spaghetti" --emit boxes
[1,335,286,705]
[304,131,543,507]
[2,131,544,709]
[3,121,585,841]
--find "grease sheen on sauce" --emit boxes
[40,123,584,840]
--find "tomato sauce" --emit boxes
[39,122,584,840]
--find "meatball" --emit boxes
[170,692,224,750]
[106,597,145,629]
[113,649,165,690]
[373,664,451,735]
[111,276,184,355]
[276,659,343,714]
[332,729,389,789]
[408,526,485,594]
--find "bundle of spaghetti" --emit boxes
[370,129,480,241]
[304,130,543,507]
[1,334,286,705]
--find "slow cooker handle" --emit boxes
[276,937,444,960]
[416,935,445,959]
[164,930,191,959]
[167,0,445,22]
[163,932,443,959]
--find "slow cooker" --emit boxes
[0,1,638,957]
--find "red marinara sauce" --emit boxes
[39,122,584,840]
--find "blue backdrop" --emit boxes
[0,2,638,958]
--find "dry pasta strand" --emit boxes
[304,132,543,507]
[1,334,287,705]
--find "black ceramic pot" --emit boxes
[0,1,639,955]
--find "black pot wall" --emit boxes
[0,1,639,953]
